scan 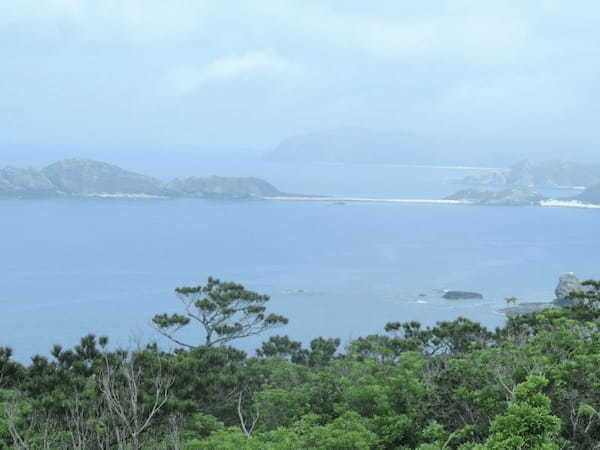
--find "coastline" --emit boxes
[4,194,600,210]
[264,196,472,205]
[315,162,504,171]
[82,193,169,199]
[540,200,600,209]
[265,196,600,210]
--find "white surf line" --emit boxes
[267,196,600,210]
[550,186,587,191]
[315,162,504,171]
[540,200,600,209]
[264,196,472,205]
[82,193,168,199]
[381,164,505,171]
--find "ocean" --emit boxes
[2,162,599,361]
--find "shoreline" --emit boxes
[314,162,504,171]
[264,196,472,205]
[540,200,600,209]
[3,194,600,210]
[265,196,600,210]
[82,193,169,199]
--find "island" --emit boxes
[444,186,600,208]
[455,160,600,189]
[264,127,435,164]
[5,157,600,209]
[445,187,546,206]
[0,159,284,200]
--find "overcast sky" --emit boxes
[2,1,599,163]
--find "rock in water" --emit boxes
[554,273,585,306]
[442,291,484,300]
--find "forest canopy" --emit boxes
[2,279,600,449]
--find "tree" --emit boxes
[256,336,340,367]
[153,277,288,348]
[0,348,21,389]
[256,336,308,364]
[482,375,562,450]
[306,337,340,367]
[99,352,173,450]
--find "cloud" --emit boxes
[253,1,535,65]
[166,51,303,95]
[2,1,600,151]
[0,0,209,42]
[403,70,583,135]
[2,0,532,61]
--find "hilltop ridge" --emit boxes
[0,158,282,200]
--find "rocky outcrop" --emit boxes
[501,273,592,316]
[442,291,484,300]
[553,273,586,307]
[445,188,545,206]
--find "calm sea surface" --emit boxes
[2,163,598,361]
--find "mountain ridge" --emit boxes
[0,158,282,200]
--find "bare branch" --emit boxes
[237,391,260,439]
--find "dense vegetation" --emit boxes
[2,279,600,449]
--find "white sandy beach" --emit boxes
[266,196,600,210]
[264,196,472,205]
[540,200,600,209]
[83,193,168,199]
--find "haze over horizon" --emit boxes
[2,1,600,168]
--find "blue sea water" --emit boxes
[1,163,599,361]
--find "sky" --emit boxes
[1,1,600,165]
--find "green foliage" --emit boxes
[483,376,562,449]
[256,335,308,363]
[7,280,600,448]
[183,413,376,450]
[153,277,288,348]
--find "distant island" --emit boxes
[454,159,600,189]
[445,186,600,208]
[0,159,283,200]
[445,159,600,206]
[445,187,546,206]
[264,127,597,168]
[264,127,479,165]
[5,157,600,209]
[446,182,600,207]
